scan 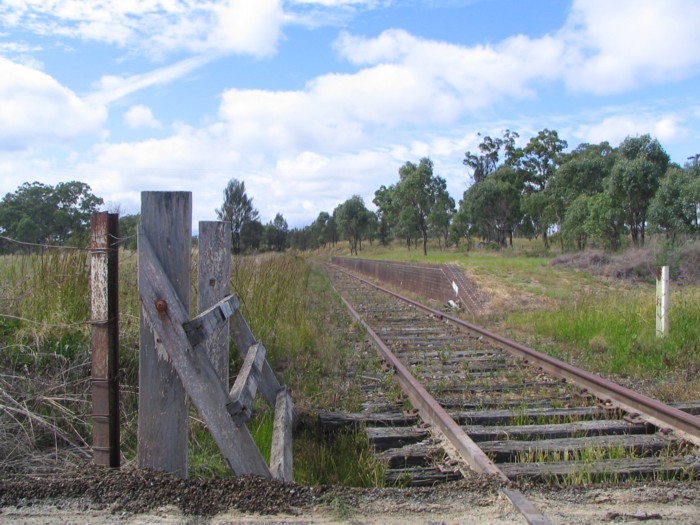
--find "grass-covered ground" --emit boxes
[1,237,698,483]
[348,237,700,401]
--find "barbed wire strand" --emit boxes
[0,314,95,329]
[0,234,137,250]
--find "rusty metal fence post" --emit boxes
[90,212,120,467]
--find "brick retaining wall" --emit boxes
[331,257,483,314]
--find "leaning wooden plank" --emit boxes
[138,226,271,478]
[230,309,281,407]
[270,388,294,482]
[227,342,266,424]
[183,294,240,348]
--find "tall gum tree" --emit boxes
[607,134,669,246]
[518,128,568,248]
[215,179,260,254]
[334,195,371,255]
[394,157,449,256]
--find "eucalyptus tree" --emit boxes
[373,184,398,246]
[518,128,568,248]
[459,165,521,247]
[0,181,103,250]
[264,213,288,252]
[386,157,452,256]
[548,141,615,249]
[648,166,700,244]
[584,192,626,251]
[428,181,456,250]
[562,195,591,251]
[240,219,264,251]
[334,195,372,255]
[215,178,260,253]
[462,130,520,183]
[313,211,331,248]
[606,134,669,246]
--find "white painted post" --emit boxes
[656,266,669,338]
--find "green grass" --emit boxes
[509,287,700,377]
[3,239,699,485]
[231,253,366,411]
[293,425,385,487]
[338,239,700,398]
[0,246,381,483]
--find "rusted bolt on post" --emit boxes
[155,299,168,313]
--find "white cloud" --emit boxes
[87,53,217,106]
[332,0,700,111]
[0,150,56,195]
[335,29,564,114]
[0,58,105,150]
[124,104,161,129]
[572,113,687,147]
[561,0,700,93]
[0,0,285,60]
[292,0,382,5]
[219,87,366,154]
[2,0,700,229]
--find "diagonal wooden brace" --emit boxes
[183,294,240,348]
[227,342,266,424]
[230,310,281,408]
[138,225,271,478]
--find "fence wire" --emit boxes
[0,234,140,471]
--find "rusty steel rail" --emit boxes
[333,263,700,448]
[331,268,551,525]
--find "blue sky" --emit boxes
[1,0,700,228]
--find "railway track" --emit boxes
[320,262,700,522]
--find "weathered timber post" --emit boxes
[198,221,231,388]
[90,212,120,468]
[656,265,669,338]
[138,192,191,477]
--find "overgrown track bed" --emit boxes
[321,263,700,489]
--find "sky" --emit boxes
[2,0,700,229]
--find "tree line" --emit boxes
[0,181,103,252]
[289,129,699,255]
[1,128,697,256]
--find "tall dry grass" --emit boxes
[0,246,377,483]
[0,247,94,470]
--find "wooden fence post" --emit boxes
[138,192,191,478]
[90,212,120,468]
[198,221,231,389]
[656,265,669,338]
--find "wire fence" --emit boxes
[0,233,140,472]
[0,229,215,471]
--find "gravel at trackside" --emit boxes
[0,465,327,516]
[0,463,507,517]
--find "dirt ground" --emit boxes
[2,464,700,524]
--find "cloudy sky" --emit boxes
[2,0,700,228]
